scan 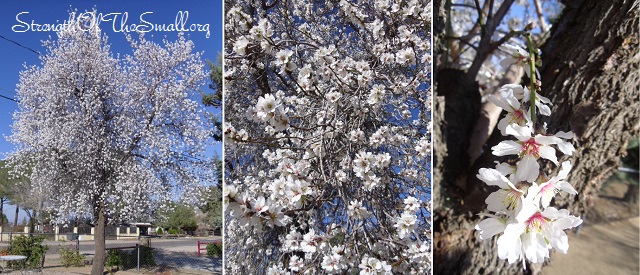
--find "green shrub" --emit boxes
[206,243,222,257]
[156,228,164,235]
[105,246,155,272]
[59,245,85,267]
[7,235,49,269]
[138,245,156,266]
[120,250,136,269]
[105,249,121,274]
[168,229,180,235]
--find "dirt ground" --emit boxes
[543,177,639,275]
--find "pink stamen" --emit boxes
[526,212,546,232]
[521,138,540,158]
[504,189,522,210]
[512,109,525,122]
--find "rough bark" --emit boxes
[624,182,639,203]
[538,0,640,214]
[91,204,106,275]
[13,205,18,230]
[437,68,481,195]
[0,198,4,226]
[433,0,640,274]
[29,209,36,236]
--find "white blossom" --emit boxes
[224,0,431,273]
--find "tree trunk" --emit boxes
[13,205,18,231]
[29,209,36,235]
[0,198,5,226]
[623,182,639,203]
[91,203,107,275]
[433,0,639,274]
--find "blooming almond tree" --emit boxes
[8,12,213,274]
[224,0,432,273]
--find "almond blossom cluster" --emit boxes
[474,41,582,266]
[224,0,431,274]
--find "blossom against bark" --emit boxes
[474,29,581,268]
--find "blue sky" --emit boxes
[0,0,223,224]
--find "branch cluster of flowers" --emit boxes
[474,37,583,266]
[223,0,431,274]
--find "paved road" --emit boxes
[0,236,223,273]
[544,217,639,275]
[0,236,222,256]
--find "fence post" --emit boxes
[197,241,201,257]
[137,236,140,273]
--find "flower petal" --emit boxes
[475,217,507,240]
[537,94,551,104]
[522,86,531,102]
[498,222,526,264]
[555,131,574,139]
[534,135,556,145]
[556,214,583,230]
[548,228,569,254]
[556,161,572,180]
[536,102,551,116]
[538,145,558,164]
[515,199,539,223]
[556,180,578,195]
[555,139,575,155]
[497,117,510,136]
[506,124,533,141]
[486,190,511,213]
[489,92,518,111]
[502,83,525,99]
[516,155,540,183]
[495,162,515,176]
[539,188,554,208]
[492,140,521,156]
[541,206,560,218]
[478,168,511,189]
[500,57,516,69]
[523,232,549,263]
